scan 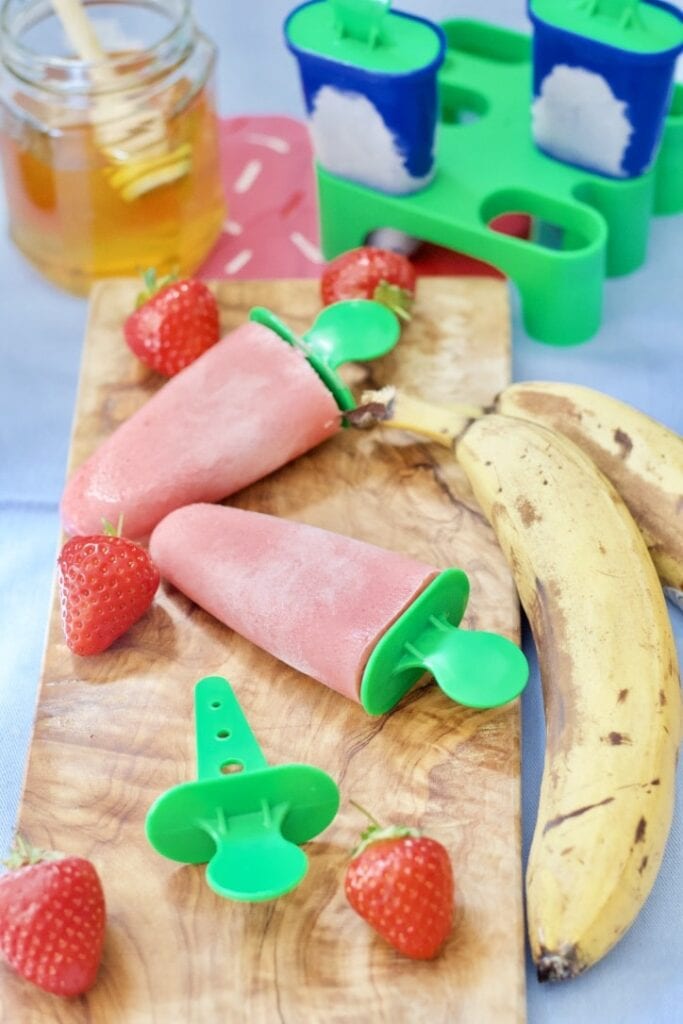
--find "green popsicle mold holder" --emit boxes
[360,568,529,715]
[314,18,683,345]
[145,676,340,901]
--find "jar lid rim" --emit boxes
[0,0,194,91]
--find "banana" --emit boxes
[458,415,680,979]
[496,382,683,600]
[350,393,681,978]
[350,382,683,601]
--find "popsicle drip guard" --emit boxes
[145,676,340,901]
[310,18,683,345]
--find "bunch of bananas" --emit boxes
[351,380,682,980]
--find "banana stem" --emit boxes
[348,386,485,447]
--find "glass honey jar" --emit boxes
[0,0,226,294]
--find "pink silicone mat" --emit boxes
[199,115,527,281]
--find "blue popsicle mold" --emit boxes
[529,0,683,179]
[284,1,446,194]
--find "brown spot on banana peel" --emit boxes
[617,688,629,703]
[482,501,578,763]
[614,428,633,458]
[499,389,582,425]
[602,731,632,745]
[516,496,542,527]
[542,796,616,835]
[634,816,647,843]
[531,575,578,760]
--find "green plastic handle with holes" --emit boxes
[145,676,340,901]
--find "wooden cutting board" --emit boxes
[3,277,524,1023]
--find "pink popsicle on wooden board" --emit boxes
[61,302,400,540]
[150,503,529,714]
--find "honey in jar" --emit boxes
[0,0,226,294]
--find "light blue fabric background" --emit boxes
[0,1,681,1020]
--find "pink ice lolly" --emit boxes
[61,322,340,539]
[149,503,440,702]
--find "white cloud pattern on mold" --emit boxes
[309,85,434,194]
[532,64,633,177]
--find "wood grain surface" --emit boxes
[2,277,525,1023]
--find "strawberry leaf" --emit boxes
[101,514,125,538]
[348,799,419,858]
[373,280,414,322]
[3,835,62,871]
[135,267,178,308]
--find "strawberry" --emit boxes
[321,247,417,322]
[58,520,159,656]
[344,803,454,960]
[124,269,220,376]
[0,837,106,997]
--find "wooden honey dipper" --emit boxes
[51,0,191,200]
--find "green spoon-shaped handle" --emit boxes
[399,618,529,709]
[303,301,400,368]
[359,570,529,714]
[203,801,308,902]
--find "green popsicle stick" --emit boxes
[286,0,442,72]
[249,300,400,411]
[145,676,340,901]
[330,0,391,47]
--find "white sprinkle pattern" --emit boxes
[224,249,253,275]
[222,220,243,236]
[290,232,323,265]
[246,133,290,154]
[233,159,262,194]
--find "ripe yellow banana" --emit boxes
[496,382,683,600]
[457,415,680,980]
[350,391,681,978]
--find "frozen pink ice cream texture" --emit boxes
[61,322,340,539]
[149,504,440,701]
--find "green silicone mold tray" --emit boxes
[315,19,683,345]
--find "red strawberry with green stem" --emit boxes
[124,269,221,377]
[58,518,159,656]
[344,801,455,960]
[0,836,106,997]
[321,247,417,322]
